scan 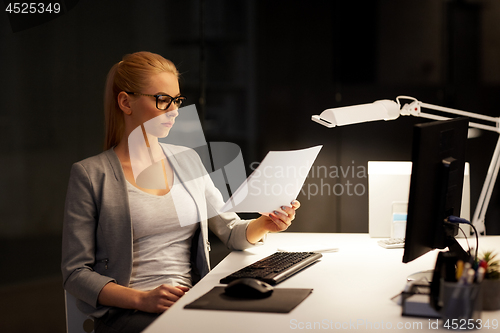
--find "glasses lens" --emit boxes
[174,97,186,108]
[156,95,172,110]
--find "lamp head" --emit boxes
[312,99,401,128]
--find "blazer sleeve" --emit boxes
[202,170,265,251]
[61,163,116,308]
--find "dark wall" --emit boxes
[1,0,499,290]
[255,0,500,235]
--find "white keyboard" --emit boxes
[378,238,405,249]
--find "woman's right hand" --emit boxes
[138,284,190,313]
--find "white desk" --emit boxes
[144,233,500,333]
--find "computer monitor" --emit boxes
[403,117,470,264]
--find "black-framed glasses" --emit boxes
[125,92,186,110]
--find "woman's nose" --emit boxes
[165,109,179,118]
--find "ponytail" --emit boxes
[103,63,122,150]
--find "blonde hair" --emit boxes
[103,51,179,150]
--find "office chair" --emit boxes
[64,290,94,333]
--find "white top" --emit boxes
[127,174,199,291]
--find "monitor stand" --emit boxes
[407,223,470,283]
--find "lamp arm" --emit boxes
[471,136,500,234]
[399,98,500,133]
[398,97,500,235]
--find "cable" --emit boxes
[457,225,471,256]
[446,215,479,263]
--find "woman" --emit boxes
[61,51,299,332]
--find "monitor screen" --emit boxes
[403,117,469,264]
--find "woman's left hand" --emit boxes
[262,200,300,233]
[246,200,300,244]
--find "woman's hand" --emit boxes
[98,282,189,314]
[246,200,300,244]
[263,200,300,232]
[138,284,190,313]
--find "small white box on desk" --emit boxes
[368,162,412,238]
[368,162,470,238]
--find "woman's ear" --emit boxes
[117,91,132,115]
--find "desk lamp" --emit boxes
[312,96,500,235]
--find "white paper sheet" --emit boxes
[220,145,322,213]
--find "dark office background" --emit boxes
[1,0,500,332]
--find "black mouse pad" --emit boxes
[184,287,313,313]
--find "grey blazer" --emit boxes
[61,144,258,318]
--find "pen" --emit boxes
[458,262,471,285]
[456,260,464,281]
[476,267,486,283]
[466,268,475,285]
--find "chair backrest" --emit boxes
[64,290,94,333]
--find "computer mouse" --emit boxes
[224,278,274,299]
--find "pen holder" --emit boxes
[440,281,482,329]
